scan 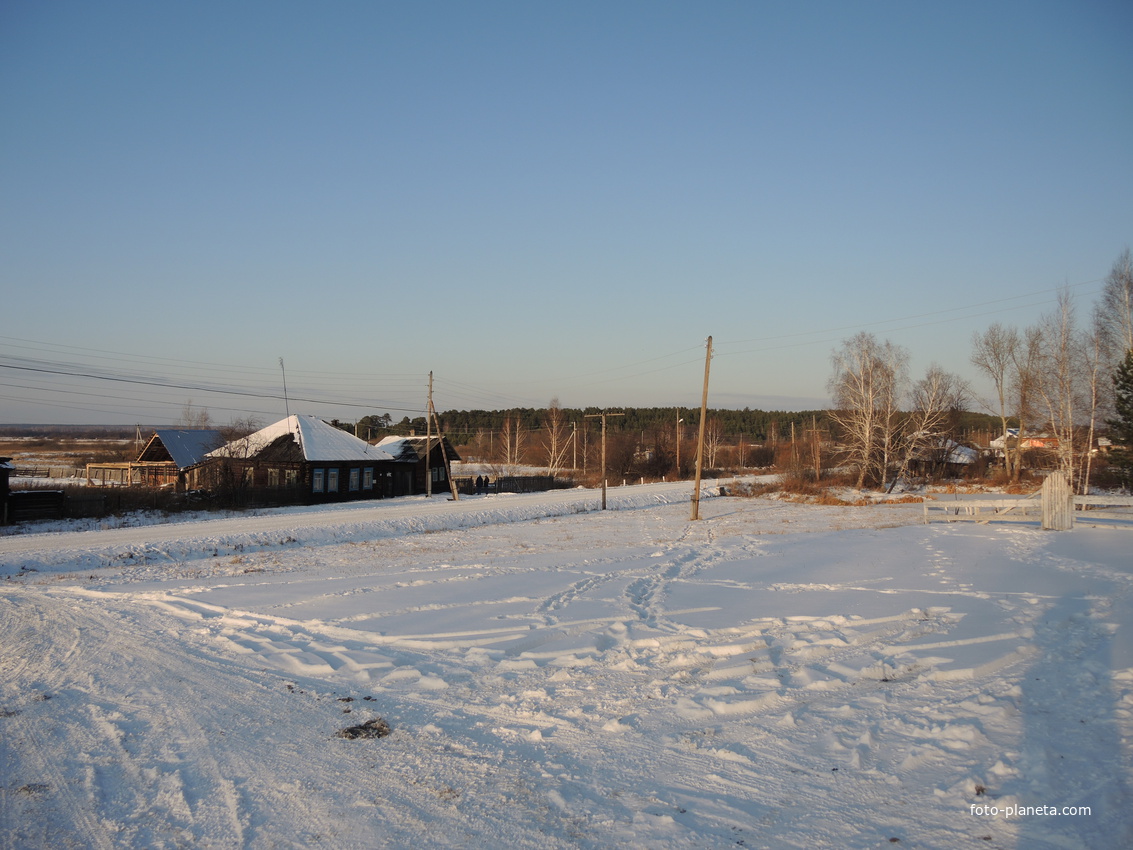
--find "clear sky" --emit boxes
[2,1,1131,426]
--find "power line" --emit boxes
[0,360,426,416]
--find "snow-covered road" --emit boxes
[0,481,701,570]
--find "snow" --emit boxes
[208,415,394,462]
[2,481,1131,848]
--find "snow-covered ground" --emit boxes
[2,482,1130,848]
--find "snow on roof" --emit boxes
[374,434,461,463]
[151,429,225,469]
[210,415,394,463]
[943,441,978,465]
[910,437,977,464]
[373,435,421,462]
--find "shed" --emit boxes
[86,429,224,488]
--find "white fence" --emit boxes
[923,492,1040,524]
[924,473,1133,530]
[1073,493,1133,524]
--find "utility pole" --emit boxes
[279,358,291,421]
[808,414,821,481]
[425,372,433,497]
[690,336,713,521]
[424,371,459,501]
[675,408,683,479]
[584,411,624,509]
[430,403,459,501]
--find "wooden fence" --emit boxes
[454,475,558,495]
[9,466,84,480]
[924,472,1133,530]
[1072,493,1133,524]
[922,492,1040,524]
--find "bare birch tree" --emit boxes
[892,365,969,487]
[1099,248,1133,358]
[1034,291,1087,486]
[541,398,571,476]
[497,416,525,473]
[705,418,723,469]
[1008,326,1045,482]
[971,323,1019,475]
[176,400,213,429]
[1081,306,1108,493]
[827,333,908,488]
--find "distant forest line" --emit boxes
[375,407,1005,445]
[2,407,1005,446]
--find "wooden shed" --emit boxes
[86,429,224,489]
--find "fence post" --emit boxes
[1042,472,1073,531]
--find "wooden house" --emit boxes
[195,415,406,504]
[0,457,11,523]
[908,438,978,478]
[373,435,461,495]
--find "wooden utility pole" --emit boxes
[425,372,434,497]
[584,411,624,509]
[675,408,683,479]
[279,358,291,422]
[809,414,821,481]
[690,336,713,521]
[425,371,458,501]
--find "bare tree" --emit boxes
[541,398,571,476]
[971,323,1019,475]
[1034,291,1087,486]
[496,416,525,473]
[704,418,723,469]
[1029,289,1112,493]
[827,333,909,488]
[1008,326,1045,482]
[893,365,970,487]
[1081,307,1108,493]
[1099,248,1133,358]
[470,428,490,463]
[175,400,212,429]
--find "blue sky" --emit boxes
[2,1,1131,426]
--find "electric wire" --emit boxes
[0,275,1109,422]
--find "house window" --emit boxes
[349,468,360,491]
[268,468,280,488]
[313,468,325,493]
[328,468,339,493]
[363,467,374,490]
[244,467,255,485]
[285,469,298,487]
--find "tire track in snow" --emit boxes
[0,588,406,848]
